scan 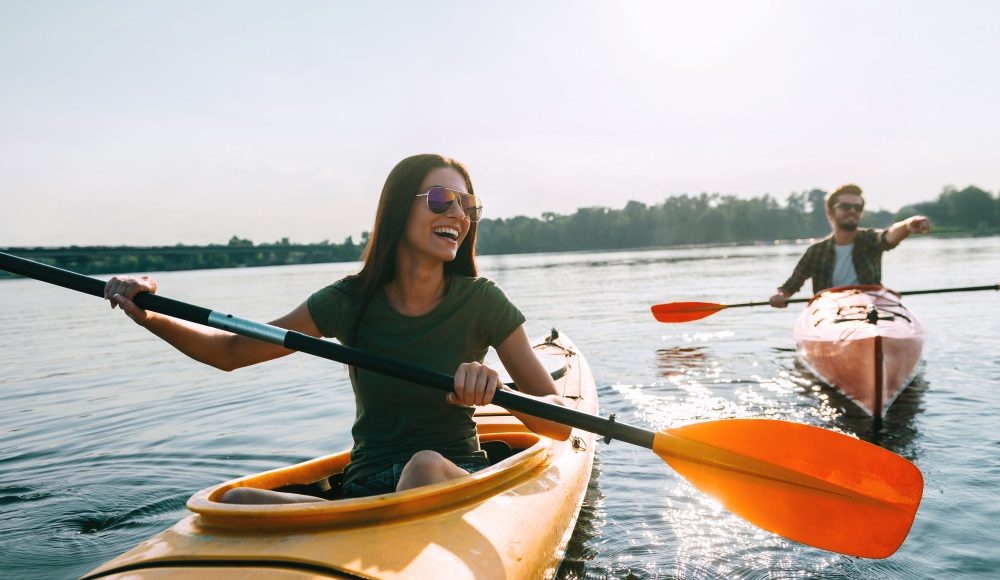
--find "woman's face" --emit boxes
[401,166,473,263]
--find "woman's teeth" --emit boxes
[432,227,459,240]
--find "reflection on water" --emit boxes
[655,346,709,379]
[789,358,928,456]
[869,376,929,458]
[2,237,999,579]
[558,461,606,578]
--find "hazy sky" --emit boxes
[2,0,998,247]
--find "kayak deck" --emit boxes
[83,331,598,580]
[793,285,924,417]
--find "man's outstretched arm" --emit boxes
[885,215,931,247]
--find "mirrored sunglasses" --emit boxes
[416,186,483,222]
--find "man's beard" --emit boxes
[836,220,859,232]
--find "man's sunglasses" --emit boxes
[416,186,483,222]
[834,202,865,212]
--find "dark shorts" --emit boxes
[340,456,490,499]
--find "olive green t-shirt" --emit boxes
[307,275,526,486]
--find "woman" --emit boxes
[104,154,570,503]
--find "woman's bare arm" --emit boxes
[106,275,323,371]
[495,326,573,441]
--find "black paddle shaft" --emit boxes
[901,284,999,296]
[0,252,655,449]
[725,297,810,309]
[730,283,999,309]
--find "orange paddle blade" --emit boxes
[653,419,922,558]
[650,302,726,323]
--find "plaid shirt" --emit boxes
[778,228,897,296]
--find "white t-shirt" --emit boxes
[832,243,860,287]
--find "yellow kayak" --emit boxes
[83,331,598,579]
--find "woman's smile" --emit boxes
[432,225,461,242]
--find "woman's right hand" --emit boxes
[449,361,501,407]
[104,275,158,324]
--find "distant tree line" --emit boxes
[2,185,995,278]
[0,236,365,278]
[895,185,999,233]
[475,185,998,255]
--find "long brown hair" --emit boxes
[345,154,479,344]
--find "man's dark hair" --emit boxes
[826,184,864,210]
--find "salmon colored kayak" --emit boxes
[794,285,924,417]
[82,331,597,580]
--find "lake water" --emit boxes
[1,237,998,579]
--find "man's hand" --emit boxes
[906,215,931,234]
[769,292,789,308]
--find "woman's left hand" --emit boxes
[449,362,500,407]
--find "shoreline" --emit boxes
[1,231,993,280]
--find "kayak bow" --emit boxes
[794,285,924,417]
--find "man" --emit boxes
[769,184,931,307]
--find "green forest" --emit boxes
[476,184,998,254]
[3,185,997,278]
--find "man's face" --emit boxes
[829,194,864,231]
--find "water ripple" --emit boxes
[2,241,999,579]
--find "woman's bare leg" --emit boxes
[220,487,327,504]
[396,450,469,491]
